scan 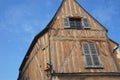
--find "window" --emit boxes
[82,43,103,69]
[63,18,90,29]
[69,18,81,28]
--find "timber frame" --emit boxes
[18,0,120,80]
[19,0,110,71]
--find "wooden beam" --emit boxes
[50,37,106,42]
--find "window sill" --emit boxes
[85,66,104,69]
[84,28,91,30]
[64,27,82,29]
[64,27,91,30]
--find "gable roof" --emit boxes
[19,0,108,71]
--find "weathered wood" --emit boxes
[18,0,119,80]
[50,37,106,41]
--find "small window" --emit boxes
[82,43,103,69]
[63,18,90,29]
[69,18,81,28]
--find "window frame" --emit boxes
[69,18,81,29]
[82,42,103,69]
[63,17,91,30]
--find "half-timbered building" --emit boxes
[18,0,120,80]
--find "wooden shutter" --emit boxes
[63,18,70,28]
[81,18,90,29]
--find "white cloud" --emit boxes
[22,23,35,34]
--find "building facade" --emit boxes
[18,0,120,80]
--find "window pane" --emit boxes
[85,55,92,66]
[76,20,81,27]
[92,55,100,66]
[70,20,75,27]
[69,18,81,28]
[89,44,97,54]
[83,44,90,54]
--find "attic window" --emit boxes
[70,18,81,28]
[63,18,90,29]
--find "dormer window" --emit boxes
[63,17,90,29]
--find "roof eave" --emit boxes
[109,38,119,47]
[19,0,65,71]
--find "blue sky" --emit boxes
[0,0,120,80]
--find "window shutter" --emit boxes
[63,18,70,28]
[81,18,90,29]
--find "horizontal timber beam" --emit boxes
[50,37,106,42]
[52,72,120,76]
